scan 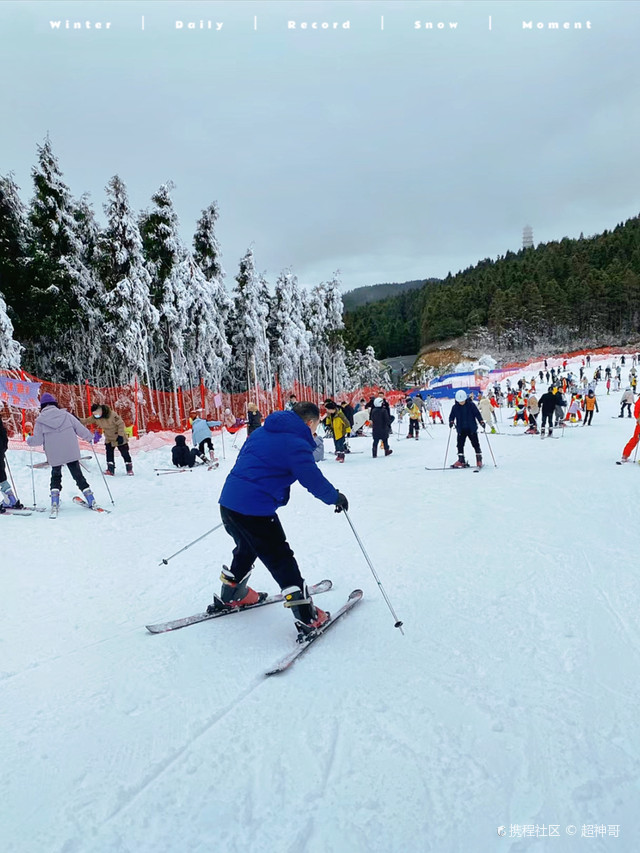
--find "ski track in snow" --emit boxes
[4,362,640,852]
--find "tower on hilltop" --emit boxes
[523,225,534,249]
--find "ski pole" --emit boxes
[30,447,36,506]
[483,429,498,467]
[92,445,115,505]
[442,424,453,470]
[5,457,21,503]
[158,522,224,566]
[342,509,404,634]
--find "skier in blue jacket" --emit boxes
[449,389,486,468]
[210,401,348,632]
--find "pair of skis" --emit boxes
[155,462,219,476]
[145,580,362,676]
[49,496,111,518]
[424,465,481,473]
[1,505,46,517]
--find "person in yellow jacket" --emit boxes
[405,397,422,439]
[82,402,132,475]
[324,401,350,462]
[582,390,599,427]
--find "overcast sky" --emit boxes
[1,0,639,293]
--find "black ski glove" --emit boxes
[334,492,349,513]
[449,422,454,429]
[480,421,486,429]
[117,435,125,445]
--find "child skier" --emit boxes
[565,395,582,423]
[478,394,496,433]
[429,397,445,424]
[406,397,421,439]
[171,434,201,468]
[246,402,263,436]
[191,412,217,460]
[619,387,634,418]
[81,402,132,475]
[0,415,24,510]
[211,401,348,633]
[525,393,539,434]
[513,394,528,426]
[324,400,350,461]
[26,393,96,509]
[448,390,485,468]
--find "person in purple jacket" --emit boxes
[208,401,348,634]
[27,392,96,509]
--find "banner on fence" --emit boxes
[0,376,40,409]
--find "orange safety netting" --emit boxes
[0,369,396,440]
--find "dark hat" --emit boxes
[40,392,57,407]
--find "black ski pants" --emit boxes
[106,441,132,469]
[541,412,554,432]
[220,505,304,590]
[372,433,390,457]
[621,403,632,417]
[584,409,594,426]
[528,412,538,428]
[50,460,90,492]
[408,418,420,437]
[198,438,213,458]
[457,429,481,456]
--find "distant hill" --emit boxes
[343,213,640,360]
[342,279,439,311]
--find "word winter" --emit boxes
[49,20,111,29]
[287,21,351,29]
[176,20,223,30]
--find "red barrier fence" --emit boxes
[0,368,400,439]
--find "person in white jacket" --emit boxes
[620,387,635,418]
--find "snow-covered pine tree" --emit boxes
[0,289,22,368]
[271,270,310,391]
[0,173,28,340]
[226,249,270,393]
[307,274,347,397]
[361,345,385,387]
[193,202,225,283]
[180,254,231,392]
[27,137,103,382]
[139,183,191,394]
[191,199,233,388]
[97,175,159,387]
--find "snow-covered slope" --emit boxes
[2,358,639,852]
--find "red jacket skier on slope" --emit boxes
[619,396,640,463]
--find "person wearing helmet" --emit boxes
[448,390,485,468]
[370,397,393,458]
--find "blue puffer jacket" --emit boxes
[191,417,213,446]
[449,400,484,432]
[219,410,339,516]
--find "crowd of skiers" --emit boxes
[4,356,640,638]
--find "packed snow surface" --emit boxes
[2,357,640,852]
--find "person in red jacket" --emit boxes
[619,396,640,462]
